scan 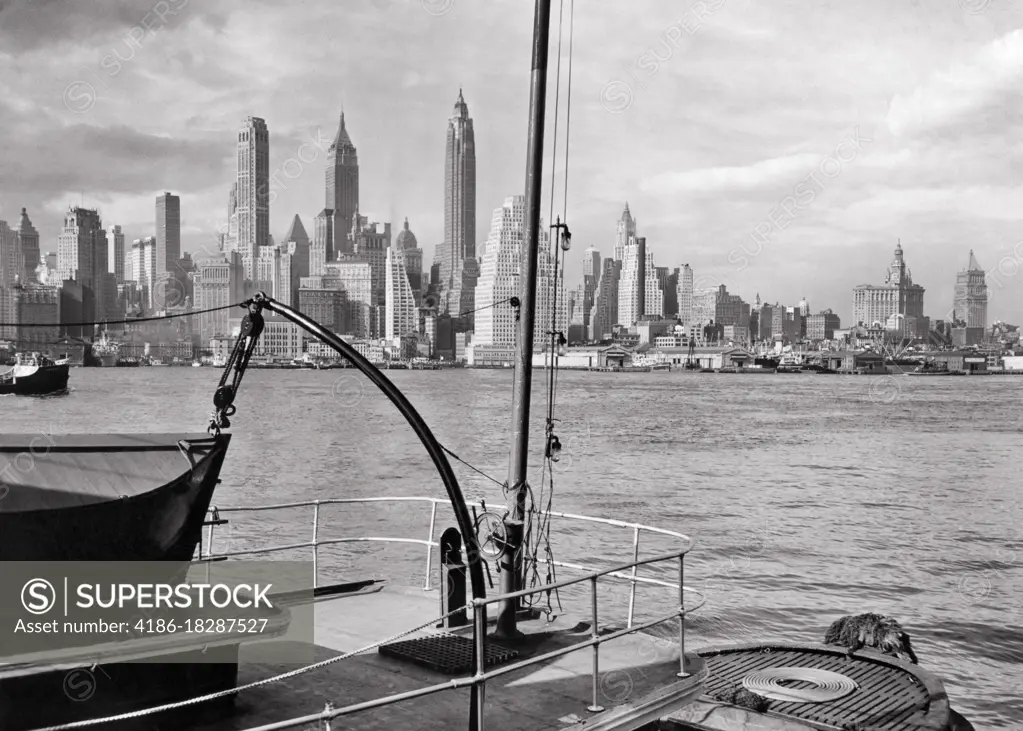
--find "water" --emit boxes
[4,368,1021,727]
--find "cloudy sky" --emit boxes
[2,0,1022,325]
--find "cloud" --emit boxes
[641,153,822,195]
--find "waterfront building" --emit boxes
[17,208,40,284]
[474,195,562,349]
[251,313,303,359]
[852,242,927,338]
[385,247,417,344]
[236,117,270,279]
[155,192,180,278]
[806,309,841,340]
[325,111,359,251]
[57,206,108,337]
[434,89,477,320]
[12,282,59,349]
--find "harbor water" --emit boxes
[3,368,1020,728]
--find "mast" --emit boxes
[496,0,552,639]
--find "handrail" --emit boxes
[200,496,692,627]
[165,496,708,731]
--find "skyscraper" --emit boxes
[385,247,417,343]
[57,207,108,336]
[677,264,694,326]
[325,111,359,242]
[474,195,561,349]
[435,89,477,319]
[155,192,180,277]
[17,208,39,284]
[581,247,601,338]
[107,225,125,283]
[952,250,987,329]
[236,117,270,278]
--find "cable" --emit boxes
[440,445,505,488]
[456,296,515,319]
[0,302,244,329]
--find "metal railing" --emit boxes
[199,496,693,628]
[196,495,703,731]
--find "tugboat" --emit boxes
[0,352,70,396]
[907,359,963,376]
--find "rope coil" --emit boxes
[742,667,858,703]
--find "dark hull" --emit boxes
[0,433,231,561]
[0,363,69,396]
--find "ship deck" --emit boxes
[185,584,705,731]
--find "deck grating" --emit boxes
[699,646,940,730]
[378,632,519,675]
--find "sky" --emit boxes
[1,0,1022,325]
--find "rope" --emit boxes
[441,445,505,488]
[456,296,515,319]
[27,602,475,731]
[0,302,243,329]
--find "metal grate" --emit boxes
[699,645,947,731]
[379,633,519,675]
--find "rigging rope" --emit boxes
[0,302,243,329]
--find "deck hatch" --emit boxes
[699,645,942,730]
[379,633,519,674]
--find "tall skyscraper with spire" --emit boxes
[952,250,987,330]
[435,89,477,321]
[236,117,270,279]
[325,110,359,255]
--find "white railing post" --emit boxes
[470,600,487,731]
[588,576,604,713]
[677,553,688,678]
[312,501,321,589]
[424,500,438,591]
[627,525,640,628]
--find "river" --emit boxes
[3,367,1020,727]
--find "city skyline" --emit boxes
[2,1,1023,325]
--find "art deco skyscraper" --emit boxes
[435,89,477,319]
[236,117,270,279]
[17,208,39,284]
[325,111,359,253]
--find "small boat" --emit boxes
[0,432,231,561]
[192,360,203,367]
[0,352,70,396]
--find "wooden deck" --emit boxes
[105,584,704,731]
